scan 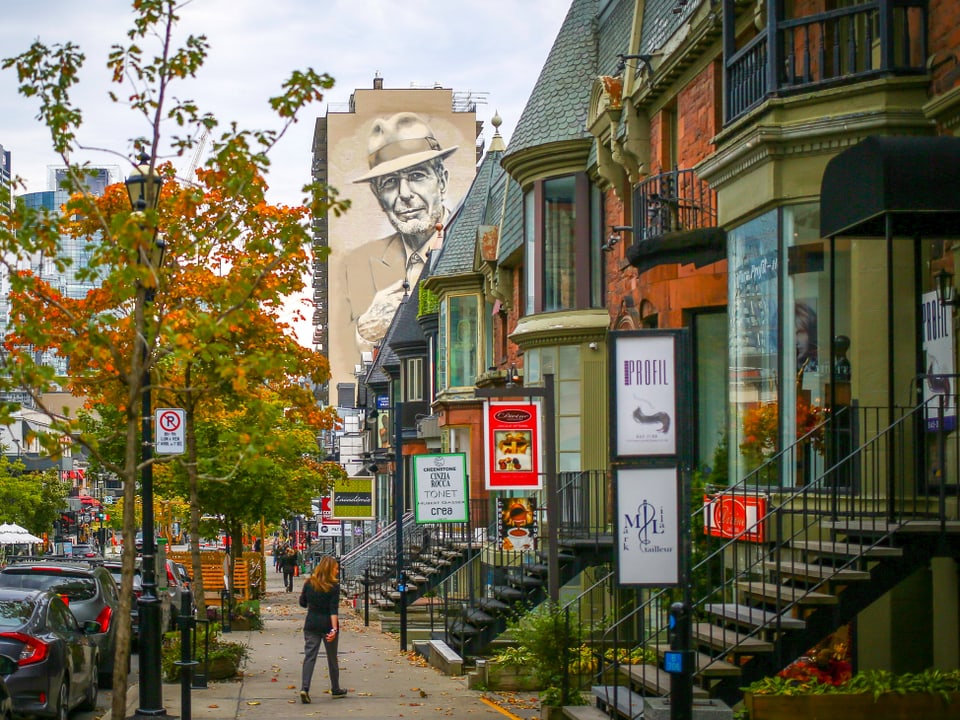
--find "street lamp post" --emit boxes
[393,400,407,650]
[125,153,165,717]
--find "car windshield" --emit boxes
[0,571,97,600]
[0,598,36,628]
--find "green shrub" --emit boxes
[161,622,248,682]
[744,668,960,701]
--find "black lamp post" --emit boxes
[125,152,165,717]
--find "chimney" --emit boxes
[373,72,383,90]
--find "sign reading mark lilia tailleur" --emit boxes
[332,476,375,520]
[413,453,468,524]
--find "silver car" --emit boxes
[0,588,99,720]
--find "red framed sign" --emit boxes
[484,401,541,489]
[702,493,767,543]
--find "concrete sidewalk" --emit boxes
[112,559,541,720]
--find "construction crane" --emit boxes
[179,127,209,186]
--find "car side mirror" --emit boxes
[0,654,17,675]
[83,620,101,635]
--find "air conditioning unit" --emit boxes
[417,415,439,439]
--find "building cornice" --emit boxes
[500,139,592,189]
[510,309,609,350]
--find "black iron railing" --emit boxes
[725,0,928,123]
[632,168,717,242]
[591,393,960,711]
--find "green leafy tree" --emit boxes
[0,1,341,714]
[0,462,69,537]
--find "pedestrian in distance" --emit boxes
[280,544,300,592]
[273,542,283,573]
[298,555,347,703]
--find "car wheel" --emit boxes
[79,656,99,711]
[54,681,68,720]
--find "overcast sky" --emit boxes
[1,0,571,209]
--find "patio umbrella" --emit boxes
[0,522,43,544]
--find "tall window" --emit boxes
[544,176,576,311]
[524,173,604,315]
[404,358,423,401]
[440,294,480,390]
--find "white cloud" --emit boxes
[1,0,571,207]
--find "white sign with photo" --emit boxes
[616,466,680,586]
[612,333,678,457]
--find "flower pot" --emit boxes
[745,691,960,720]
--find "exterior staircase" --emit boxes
[581,399,960,718]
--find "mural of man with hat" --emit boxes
[344,112,457,350]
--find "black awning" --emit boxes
[820,135,960,238]
[625,226,726,274]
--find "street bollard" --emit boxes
[173,589,197,720]
[221,588,231,632]
[363,568,370,627]
[191,617,210,689]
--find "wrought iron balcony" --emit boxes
[724,0,928,123]
[632,167,718,242]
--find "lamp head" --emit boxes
[936,268,959,307]
[125,151,163,212]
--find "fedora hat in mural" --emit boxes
[353,112,458,183]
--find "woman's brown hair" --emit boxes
[307,555,339,593]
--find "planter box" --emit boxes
[483,661,540,691]
[745,691,960,720]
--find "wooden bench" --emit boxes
[201,559,250,606]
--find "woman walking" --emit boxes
[298,555,347,703]
[280,544,299,592]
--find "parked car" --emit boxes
[161,559,190,628]
[0,560,120,687]
[68,543,98,559]
[0,587,99,718]
[102,560,145,645]
[0,656,13,720]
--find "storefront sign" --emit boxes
[702,493,767,543]
[497,497,537,552]
[484,401,541,489]
[331,476,375,520]
[413,453,468,523]
[616,467,679,586]
[611,332,678,458]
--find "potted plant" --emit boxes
[161,622,248,682]
[230,599,263,630]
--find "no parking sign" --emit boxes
[155,408,186,455]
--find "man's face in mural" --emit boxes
[371,159,448,240]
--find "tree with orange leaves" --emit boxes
[0,1,346,715]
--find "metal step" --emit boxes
[763,560,871,583]
[476,597,512,614]
[789,540,903,558]
[704,603,805,631]
[690,622,774,654]
[592,685,645,720]
[619,663,710,698]
[735,581,838,606]
[654,646,741,678]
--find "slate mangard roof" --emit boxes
[503,0,599,161]
[432,143,506,276]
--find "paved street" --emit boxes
[103,555,540,720]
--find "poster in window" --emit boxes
[485,401,541,489]
[921,290,956,432]
[497,497,536,552]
